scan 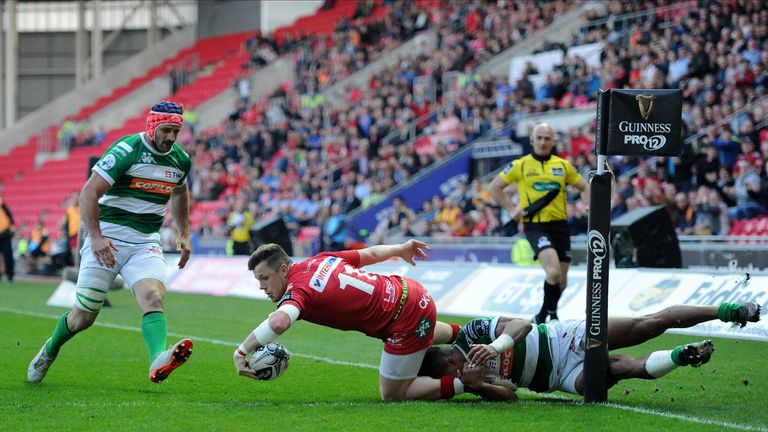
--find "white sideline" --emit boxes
[2,306,765,432]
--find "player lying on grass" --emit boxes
[233,240,503,401]
[418,301,762,400]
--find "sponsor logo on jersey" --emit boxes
[117,142,133,152]
[418,292,431,309]
[278,290,293,306]
[129,178,176,195]
[532,181,560,192]
[467,319,489,340]
[551,167,564,177]
[164,170,183,180]
[501,161,514,175]
[141,152,156,164]
[525,169,539,177]
[499,348,514,378]
[382,279,396,311]
[99,154,116,170]
[310,256,342,292]
[414,317,432,340]
[385,336,403,346]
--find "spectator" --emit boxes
[694,186,730,236]
[387,195,415,230]
[227,199,254,255]
[434,196,461,233]
[568,201,589,235]
[61,192,80,268]
[728,158,765,220]
[323,203,347,251]
[709,128,741,170]
[396,218,416,237]
[670,192,696,235]
[24,218,50,274]
[0,194,15,284]
[420,198,437,224]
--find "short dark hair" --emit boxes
[247,243,292,271]
[418,346,452,378]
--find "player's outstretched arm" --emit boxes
[233,307,297,380]
[358,239,430,267]
[170,184,191,269]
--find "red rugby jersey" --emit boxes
[279,251,403,339]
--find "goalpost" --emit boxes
[583,88,683,402]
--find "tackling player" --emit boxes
[233,240,499,401]
[28,101,195,384]
[418,301,762,399]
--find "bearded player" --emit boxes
[233,240,499,401]
[28,101,194,384]
[418,301,761,400]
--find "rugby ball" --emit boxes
[248,342,290,380]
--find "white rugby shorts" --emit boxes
[75,237,167,312]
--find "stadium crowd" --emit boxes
[30,0,768,257]
[180,0,575,247]
[396,0,768,239]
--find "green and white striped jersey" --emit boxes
[91,132,191,244]
[454,318,555,393]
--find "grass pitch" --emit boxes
[1,281,766,432]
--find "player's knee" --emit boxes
[68,308,97,332]
[140,288,165,309]
[607,354,636,380]
[379,387,406,402]
[545,268,563,284]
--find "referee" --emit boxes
[488,123,589,323]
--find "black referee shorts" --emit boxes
[523,221,572,263]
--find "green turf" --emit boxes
[1,281,766,431]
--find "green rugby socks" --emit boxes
[44,313,76,358]
[716,302,740,323]
[142,311,167,362]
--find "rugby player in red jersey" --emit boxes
[232,240,493,401]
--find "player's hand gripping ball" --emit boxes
[248,342,290,380]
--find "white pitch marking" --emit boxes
[2,306,765,431]
[0,307,378,370]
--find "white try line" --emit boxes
[2,306,765,432]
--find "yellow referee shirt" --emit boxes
[498,154,581,223]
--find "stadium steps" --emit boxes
[3,0,368,234]
[475,2,602,77]
[317,1,600,183]
[321,31,438,108]
[0,29,250,212]
[729,216,768,237]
